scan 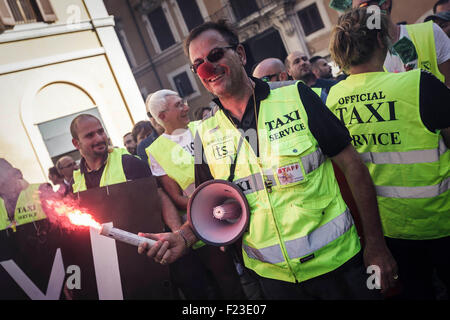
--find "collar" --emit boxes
[79,149,111,174]
[212,76,270,112]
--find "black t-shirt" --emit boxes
[79,151,153,190]
[418,71,450,132]
[312,78,339,94]
[194,77,351,186]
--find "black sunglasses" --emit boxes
[260,73,280,82]
[190,45,237,74]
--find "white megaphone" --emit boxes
[187,179,250,246]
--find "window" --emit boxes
[38,108,105,163]
[173,72,194,98]
[147,6,175,51]
[168,65,200,100]
[0,0,56,26]
[297,3,324,36]
[230,0,258,21]
[176,0,203,31]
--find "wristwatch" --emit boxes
[175,228,195,248]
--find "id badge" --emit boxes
[277,163,303,185]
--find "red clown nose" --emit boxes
[197,61,217,79]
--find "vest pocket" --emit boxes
[270,136,312,188]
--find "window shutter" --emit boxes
[0,0,16,26]
[19,0,37,23]
[35,0,55,22]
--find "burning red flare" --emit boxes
[45,199,101,230]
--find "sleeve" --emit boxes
[121,154,153,180]
[136,142,148,163]
[148,153,167,177]
[433,23,450,64]
[297,82,351,157]
[419,70,450,133]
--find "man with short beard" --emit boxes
[123,132,137,155]
[70,114,179,225]
[285,51,338,94]
[310,56,333,80]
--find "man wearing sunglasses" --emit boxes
[252,58,289,83]
[138,20,396,300]
[351,0,450,87]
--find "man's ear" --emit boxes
[72,138,79,150]
[311,68,319,79]
[236,44,247,66]
[287,68,293,77]
[280,71,289,81]
[376,32,385,49]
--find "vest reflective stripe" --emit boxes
[360,139,448,165]
[302,148,326,174]
[234,173,265,195]
[285,208,353,259]
[268,81,297,90]
[243,243,285,264]
[243,208,354,264]
[376,177,450,199]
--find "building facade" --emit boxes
[104,0,437,118]
[0,0,436,184]
[0,0,146,183]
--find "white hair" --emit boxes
[145,89,178,126]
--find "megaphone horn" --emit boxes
[187,179,250,246]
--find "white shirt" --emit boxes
[384,23,450,74]
[148,128,194,177]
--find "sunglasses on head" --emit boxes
[190,45,237,74]
[260,73,280,82]
[60,162,75,169]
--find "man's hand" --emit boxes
[332,144,398,293]
[363,242,398,293]
[137,231,187,265]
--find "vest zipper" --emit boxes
[262,169,299,283]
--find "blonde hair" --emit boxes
[329,7,392,72]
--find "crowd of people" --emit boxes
[1,0,449,300]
